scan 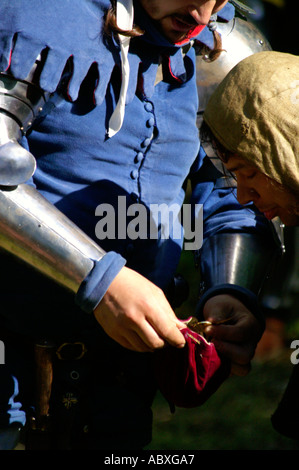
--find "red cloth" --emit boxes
[154,327,231,408]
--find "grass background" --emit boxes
[147,353,299,450]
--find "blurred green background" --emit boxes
[147,353,299,450]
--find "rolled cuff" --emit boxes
[75,251,126,313]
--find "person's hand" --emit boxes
[202,294,264,376]
[94,266,186,352]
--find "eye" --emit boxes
[246,171,257,180]
[223,167,237,180]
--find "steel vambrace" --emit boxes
[0,183,106,293]
[198,232,280,295]
[196,232,281,325]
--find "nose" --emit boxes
[237,184,258,206]
[188,1,228,26]
[188,5,211,25]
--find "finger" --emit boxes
[133,320,166,350]
[205,321,260,343]
[176,318,189,330]
[205,324,244,342]
[148,316,186,348]
[117,331,157,353]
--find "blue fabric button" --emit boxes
[144,102,153,112]
[135,152,144,163]
[130,169,138,179]
[146,117,155,127]
[141,138,151,148]
[146,117,155,128]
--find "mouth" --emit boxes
[171,15,199,33]
[260,207,279,220]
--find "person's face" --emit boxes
[138,0,229,43]
[224,155,299,226]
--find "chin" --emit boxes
[279,212,299,227]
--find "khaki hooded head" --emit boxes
[203,50,299,195]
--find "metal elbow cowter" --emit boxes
[0,63,47,187]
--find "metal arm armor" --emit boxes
[198,232,280,297]
[0,183,105,293]
[195,232,282,326]
[0,63,106,294]
[0,59,49,186]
